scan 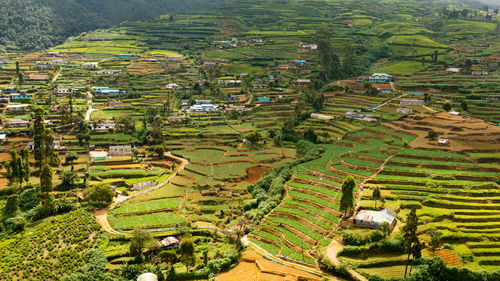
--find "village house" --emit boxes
[299,42,317,50]
[160,237,180,249]
[109,145,132,156]
[116,54,135,58]
[10,93,33,101]
[189,104,219,112]
[4,86,16,93]
[148,58,158,63]
[376,87,392,93]
[166,56,183,61]
[0,56,8,64]
[105,101,123,108]
[396,107,413,115]
[218,79,241,86]
[97,69,122,75]
[0,134,6,143]
[225,105,250,112]
[344,111,378,122]
[52,59,69,65]
[290,59,306,65]
[90,123,116,131]
[446,67,461,73]
[34,61,53,69]
[46,51,60,56]
[54,88,71,95]
[400,100,424,106]
[471,71,489,75]
[278,64,290,70]
[310,113,334,121]
[0,97,9,103]
[92,87,126,95]
[89,151,108,161]
[5,119,29,128]
[256,97,272,103]
[166,83,182,90]
[195,100,212,105]
[369,73,393,83]
[224,96,239,101]
[82,62,99,68]
[28,73,50,80]
[6,104,29,111]
[27,141,60,150]
[203,61,217,68]
[253,81,268,89]
[438,138,449,145]
[353,208,397,230]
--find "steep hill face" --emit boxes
[0,0,224,50]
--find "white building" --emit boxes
[90,123,116,131]
[82,62,99,68]
[353,208,397,229]
[400,100,424,106]
[109,145,132,156]
[189,104,219,112]
[166,83,182,90]
[54,88,71,95]
[396,107,413,115]
[446,68,461,73]
[6,104,29,111]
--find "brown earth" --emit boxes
[384,112,500,152]
[245,166,271,183]
[218,250,322,281]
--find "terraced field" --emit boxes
[250,124,414,265]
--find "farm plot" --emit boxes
[357,116,500,271]
[251,125,413,264]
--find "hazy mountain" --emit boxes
[0,0,224,50]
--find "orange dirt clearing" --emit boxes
[244,166,271,183]
[218,250,322,281]
[436,249,462,267]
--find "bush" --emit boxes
[427,130,438,139]
[4,215,26,232]
[88,184,114,208]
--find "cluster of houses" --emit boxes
[211,37,263,48]
[447,67,489,75]
[89,145,132,161]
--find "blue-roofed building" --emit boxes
[257,97,271,102]
[10,93,33,101]
[224,96,238,101]
[369,73,393,83]
[92,87,126,95]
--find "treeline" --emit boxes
[0,0,224,50]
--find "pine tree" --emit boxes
[403,208,422,277]
[40,164,53,205]
[33,106,46,169]
[372,186,381,209]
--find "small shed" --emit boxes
[438,139,449,145]
[0,134,6,142]
[353,208,397,229]
[160,237,180,249]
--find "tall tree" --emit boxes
[179,238,196,272]
[403,208,423,277]
[372,186,381,209]
[315,26,340,81]
[40,164,53,205]
[342,42,356,77]
[339,176,356,216]
[129,229,154,260]
[33,106,46,169]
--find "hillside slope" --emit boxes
[0,0,224,50]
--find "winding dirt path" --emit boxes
[94,152,189,235]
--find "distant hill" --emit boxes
[0,0,224,50]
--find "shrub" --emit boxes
[427,130,438,139]
[88,184,114,208]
